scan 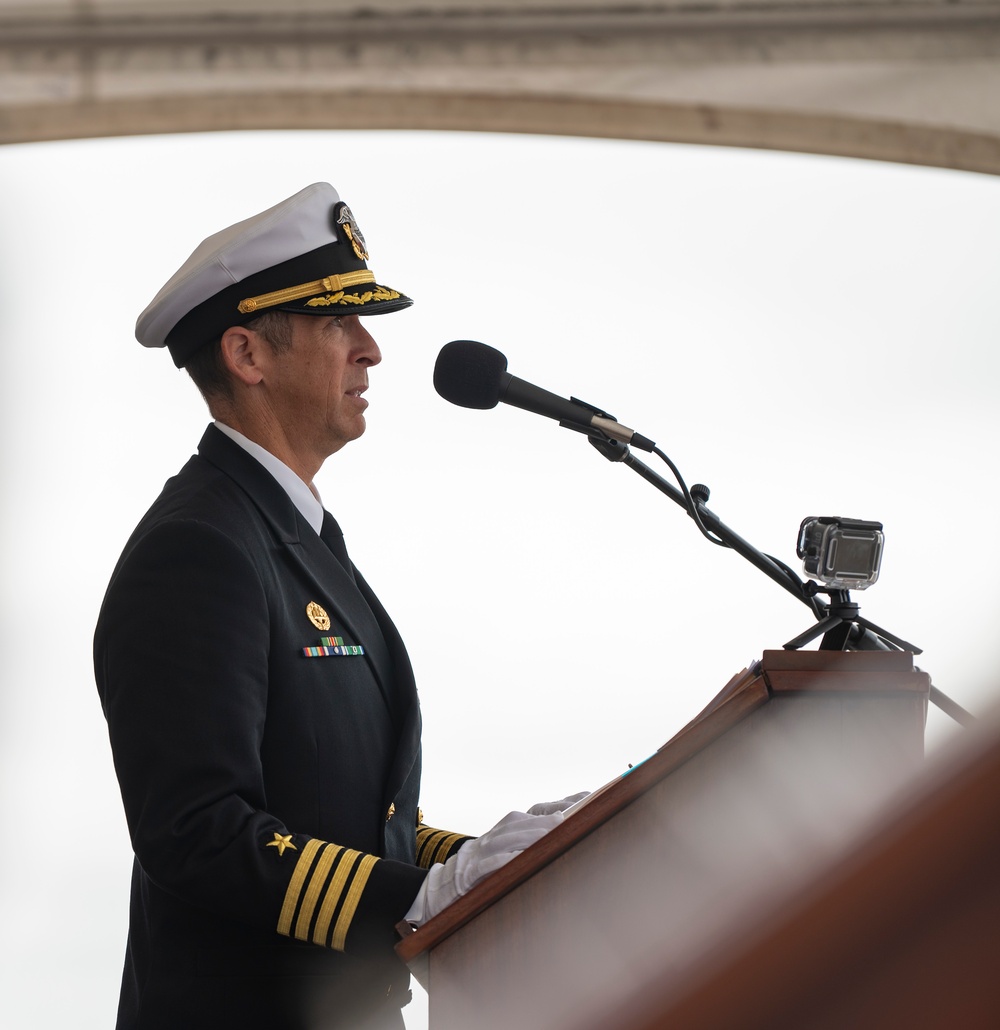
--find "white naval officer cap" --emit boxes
[135,182,412,368]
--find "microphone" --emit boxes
[433,340,656,452]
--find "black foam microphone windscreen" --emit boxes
[433,340,509,409]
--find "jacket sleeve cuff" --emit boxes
[275,838,427,954]
[415,824,475,868]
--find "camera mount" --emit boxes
[782,586,918,653]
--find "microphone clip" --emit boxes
[557,396,624,446]
[563,396,656,453]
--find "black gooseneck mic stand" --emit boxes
[582,431,974,726]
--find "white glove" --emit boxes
[405,808,565,926]
[527,791,590,816]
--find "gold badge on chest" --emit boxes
[306,601,331,631]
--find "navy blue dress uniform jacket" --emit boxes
[94,425,468,1029]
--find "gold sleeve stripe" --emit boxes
[429,831,466,866]
[277,838,323,936]
[312,848,360,946]
[415,827,446,866]
[331,854,379,951]
[277,839,383,951]
[238,271,376,314]
[294,844,343,942]
[416,827,466,868]
[415,827,441,866]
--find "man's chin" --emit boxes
[342,416,367,444]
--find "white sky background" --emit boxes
[1,129,999,1027]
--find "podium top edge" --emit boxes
[761,649,916,672]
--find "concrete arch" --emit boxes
[2,1,1000,175]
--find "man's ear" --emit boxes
[220,325,267,386]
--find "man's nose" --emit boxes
[355,321,381,366]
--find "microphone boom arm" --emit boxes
[587,436,821,616]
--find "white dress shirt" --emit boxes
[213,421,324,535]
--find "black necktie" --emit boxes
[320,511,356,582]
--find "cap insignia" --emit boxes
[335,203,369,261]
[306,601,331,631]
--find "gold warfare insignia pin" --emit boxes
[335,203,370,261]
[306,601,331,631]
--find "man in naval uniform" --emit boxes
[94,183,572,1030]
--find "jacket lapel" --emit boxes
[285,533,400,720]
[355,568,423,834]
[196,425,398,718]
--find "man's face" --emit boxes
[263,313,382,461]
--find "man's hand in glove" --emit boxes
[404,799,585,926]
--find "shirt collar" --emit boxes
[213,420,324,535]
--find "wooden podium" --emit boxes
[396,649,932,1030]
